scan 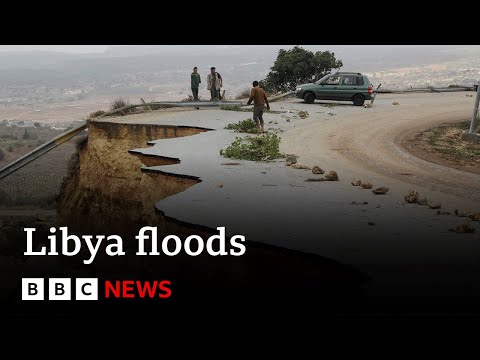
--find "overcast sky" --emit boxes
[1,45,477,54]
[0,45,111,53]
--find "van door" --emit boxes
[315,75,341,100]
[340,75,365,100]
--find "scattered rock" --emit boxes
[428,201,441,209]
[368,222,375,226]
[436,210,450,215]
[306,178,325,182]
[372,186,389,195]
[351,179,362,186]
[455,209,470,217]
[364,103,372,108]
[393,102,399,105]
[417,197,428,206]
[298,111,309,118]
[312,166,324,174]
[291,163,311,170]
[286,119,291,122]
[451,222,475,233]
[324,171,339,181]
[404,190,419,203]
[285,155,297,164]
[351,201,368,205]
[286,162,292,166]
[468,213,480,221]
[217,184,223,188]
[360,181,373,189]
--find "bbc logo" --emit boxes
[22,278,98,300]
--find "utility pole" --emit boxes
[469,80,480,133]
[462,80,480,143]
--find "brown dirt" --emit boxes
[56,121,207,236]
[402,121,480,175]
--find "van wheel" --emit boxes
[304,92,315,104]
[353,94,365,106]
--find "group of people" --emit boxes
[190,66,223,101]
[190,67,270,133]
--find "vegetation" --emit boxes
[225,118,258,134]
[298,111,309,119]
[427,122,480,159]
[110,97,130,112]
[0,148,4,160]
[181,95,203,102]
[220,105,250,112]
[220,133,283,161]
[236,88,251,100]
[220,104,277,113]
[260,46,343,93]
[88,110,106,119]
[22,128,30,139]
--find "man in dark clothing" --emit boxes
[247,80,270,133]
[191,67,201,101]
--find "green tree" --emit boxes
[261,46,343,93]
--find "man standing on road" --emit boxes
[207,67,222,101]
[191,67,201,101]
[247,80,270,133]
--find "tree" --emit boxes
[23,128,30,139]
[0,148,4,161]
[261,46,343,93]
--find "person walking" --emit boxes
[191,67,201,101]
[246,80,270,133]
[207,67,222,101]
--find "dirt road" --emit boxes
[281,92,479,211]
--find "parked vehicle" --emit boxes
[295,72,373,106]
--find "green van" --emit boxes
[295,72,373,106]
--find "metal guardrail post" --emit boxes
[469,80,480,133]
[0,122,87,181]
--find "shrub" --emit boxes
[88,110,106,119]
[0,148,4,160]
[235,88,251,100]
[220,133,283,161]
[220,105,250,112]
[110,97,129,111]
[225,118,258,133]
[181,95,195,102]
